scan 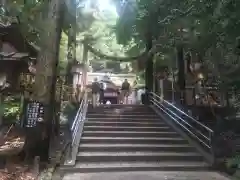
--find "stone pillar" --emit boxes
[0,92,2,126]
[176,44,186,104]
[162,79,172,101]
[159,80,163,101]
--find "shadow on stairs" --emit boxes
[55,105,230,180]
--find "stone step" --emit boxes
[83,126,172,132]
[86,117,161,122]
[87,114,158,118]
[88,111,155,115]
[87,110,153,114]
[76,151,204,162]
[88,105,150,111]
[82,131,178,137]
[87,109,155,115]
[61,161,210,173]
[79,143,196,152]
[97,104,147,108]
[61,105,211,176]
[84,121,168,127]
[81,137,187,144]
[87,110,155,114]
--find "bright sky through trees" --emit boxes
[97,0,118,16]
[78,0,118,16]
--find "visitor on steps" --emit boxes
[99,82,104,104]
[137,87,146,104]
[92,78,100,108]
[121,79,130,104]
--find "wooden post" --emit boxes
[176,44,185,104]
[160,79,164,102]
[65,2,77,86]
[0,92,2,126]
[145,33,153,93]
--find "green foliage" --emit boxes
[0,103,4,116]
[115,0,190,44]
[77,8,129,59]
[0,96,20,124]
[2,0,95,45]
[75,3,137,71]
[114,0,240,89]
[3,0,49,44]
[60,101,78,125]
[227,155,240,168]
[3,103,20,117]
[5,0,240,80]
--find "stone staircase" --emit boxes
[61,104,210,175]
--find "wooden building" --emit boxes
[0,23,38,92]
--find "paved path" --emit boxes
[63,171,231,180]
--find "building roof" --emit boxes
[0,52,29,60]
[0,23,38,57]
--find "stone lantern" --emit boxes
[71,63,85,102]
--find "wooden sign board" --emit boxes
[24,101,44,128]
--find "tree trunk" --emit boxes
[52,1,65,136]
[154,78,159,94]
[82,43,88,64]
[65,34,75,85]
[176,44,186,104]
[0,93,2,126]
[145,35,153,92]
[65,5,77,85]
[32,0,64,161]
[81,43,88,91]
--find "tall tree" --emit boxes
[33,0,64,160]
[113,0,193,91]
[65,0,77,85]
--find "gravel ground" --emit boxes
[0,157,38,180]
[38,126,70,180]
[0,125,37,179]
[0,124,70,180]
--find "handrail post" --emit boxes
[65,143,73,164]
[209,131,214,155]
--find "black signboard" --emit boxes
[25,101,44,127]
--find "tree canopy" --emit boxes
[3,0,240,87]
[113,0,240,88]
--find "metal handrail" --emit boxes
[65,91,88,165]
[153,93,213,132]
[151,98,209,140]
[149,92,214,150]
[71,92,88,146]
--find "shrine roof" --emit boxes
[0,52,29,60]
[0,23,38,57]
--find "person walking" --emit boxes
[137,86,146,104]
[99,82,104,104]
[121,79,130,104]
[131,80,138,104]
[92,78,100,108]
